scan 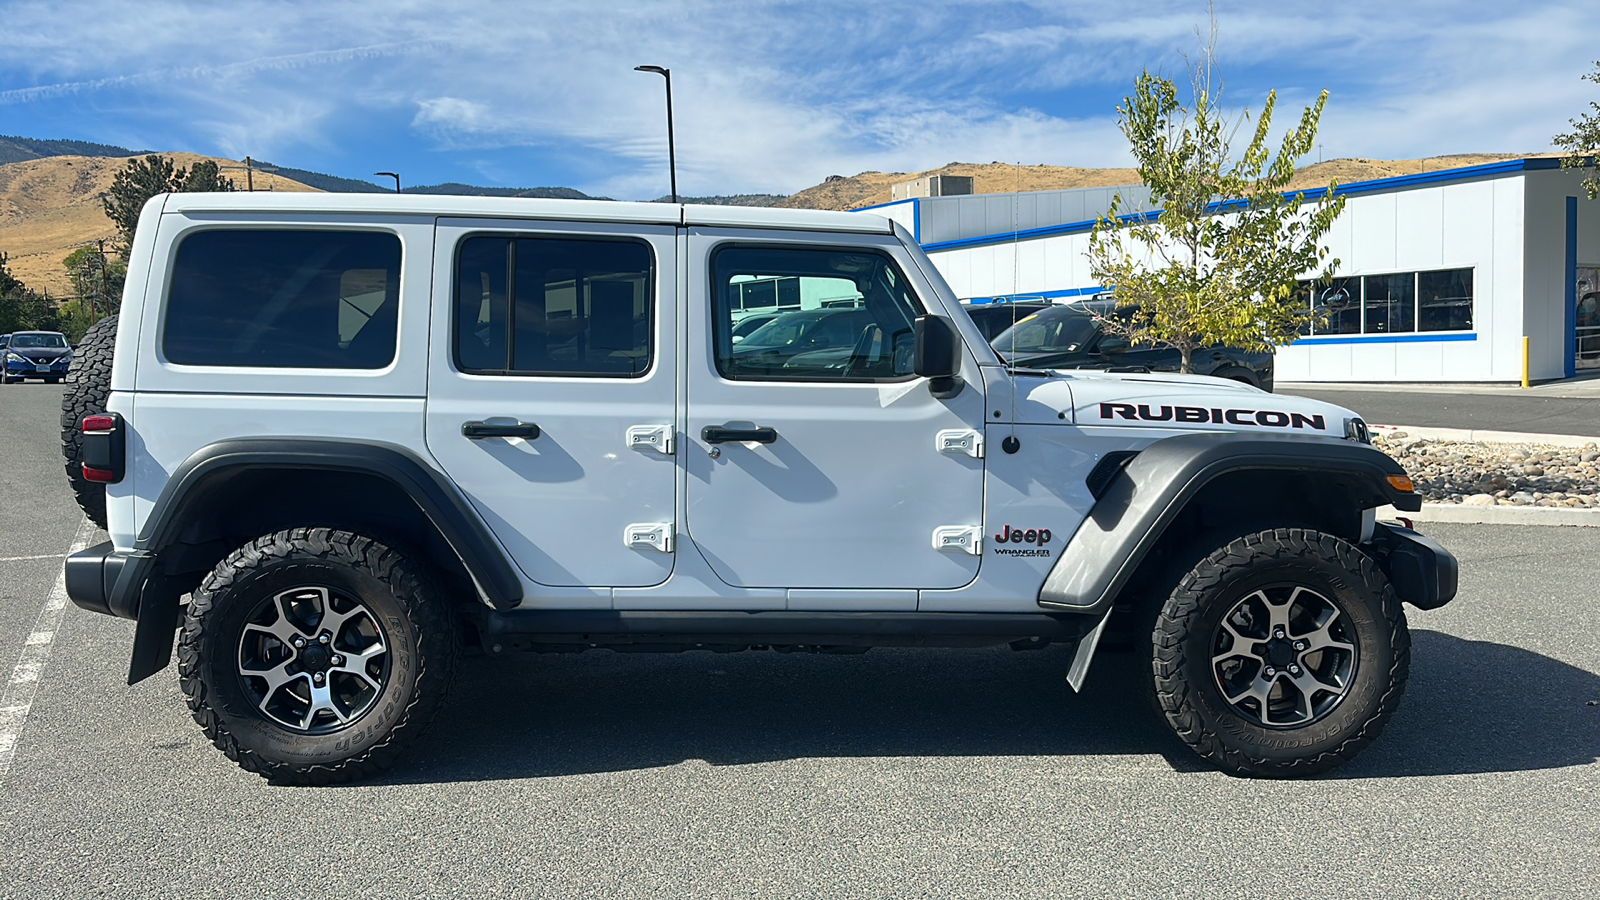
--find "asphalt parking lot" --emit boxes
[2,383,1597,898]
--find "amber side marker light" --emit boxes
[1388,474,1415,493]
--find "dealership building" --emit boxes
[866,159,1600,383]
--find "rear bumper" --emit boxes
[1371,522,1459,611]
[64,541,151,620]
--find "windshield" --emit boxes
[990,307,1101,357]
[10,333,68,349]
[739,312,863,350]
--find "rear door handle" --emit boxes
[462,421,541,439]
[701,425,777,444]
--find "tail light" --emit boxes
[81,413,126,484]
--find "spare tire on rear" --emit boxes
[61,314,118,529]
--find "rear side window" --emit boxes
[454,235,653,377]
[163,230,402,368]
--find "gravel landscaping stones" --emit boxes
[1374,432,1600,506]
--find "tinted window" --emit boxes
[712,246,923,382]
[1298,269,1473,336]
[455,236,652,377]
[163,230,401,368]
[990,306,1100,355]
[1417,268,1473,332]
[1364,273,1415,333]
[10,333,68,349]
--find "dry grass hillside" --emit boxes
[779,153,1557,211]
[2,149,1562,296]
[0,153,316,296]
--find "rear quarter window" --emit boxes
[162,230,402,369]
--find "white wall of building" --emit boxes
[905,162,1600,383]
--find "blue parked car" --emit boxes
[3,331,72,384]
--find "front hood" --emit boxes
[995,368,1358,440]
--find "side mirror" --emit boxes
[914,315,963,398]
[1098,335,1130,354]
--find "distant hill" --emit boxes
[654,194,786,207]
[0,153,318,295]
[403,183,609,200]
[250,161,389,193]
[0,135,143,166]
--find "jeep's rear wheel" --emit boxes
[1152,528,1410,777]
[60,314,118,528]
[177,528,458,784]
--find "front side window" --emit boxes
[454,235,653,377]
[163,230,401,368]
[713,246,923,381]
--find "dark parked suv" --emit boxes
[990,301,1274,391]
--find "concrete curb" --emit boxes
[1369,424,1600,448]
[1377,503,1600,527]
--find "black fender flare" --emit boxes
[1037,432,1419,614]
[117,438,522,683]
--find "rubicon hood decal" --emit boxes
[1100,402,1325,430]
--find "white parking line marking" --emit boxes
[0,555,65,562]
[0,518,94,787]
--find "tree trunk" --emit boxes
[1180,345,1194,374]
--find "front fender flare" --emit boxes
[1037,432,1417,615]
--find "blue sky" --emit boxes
[2,1,1596,200]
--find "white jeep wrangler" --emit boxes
[61,193,1455,783]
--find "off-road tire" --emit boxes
[60,314,118,528]
[177,528,458,784]
[1152,528,1410,777]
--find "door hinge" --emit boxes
[626,424,674,455]
[932,525,982,555]
[935,428,984,458]
[624,523,674,553]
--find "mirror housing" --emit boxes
[914,315,963,398]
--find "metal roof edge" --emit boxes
[920,158,1564,253]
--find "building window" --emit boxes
[1298,268,1473,336]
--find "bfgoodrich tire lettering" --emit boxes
[177,527,457,784]
[60,314,117,528]
[1152,528,1410,777]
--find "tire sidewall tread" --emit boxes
[1152,527,1411,778]
[176,527,458,784]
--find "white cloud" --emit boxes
[0,0,1596,196]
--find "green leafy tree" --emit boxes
[0,251,61,334]
[1085,49,1345,373]
[63,244,127,322]
[1555,60,1600,200]
[102,154,236,252]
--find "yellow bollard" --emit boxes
[1521,336,1530,389]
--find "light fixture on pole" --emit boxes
[633,65,677,203]
[375,171,401,193]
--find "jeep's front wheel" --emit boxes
[177,528,458,784]
[1152,528,1410,777]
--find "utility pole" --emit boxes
[245,156,255,191]
[95,239,107,322]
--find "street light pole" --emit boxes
[634,65,677,203]
[375,172,401,193]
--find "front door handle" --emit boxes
[701,425,778,445]
[462,421,541,439]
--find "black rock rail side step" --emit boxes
[475,610,1087,651]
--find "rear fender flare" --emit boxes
[124,438,521,683]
